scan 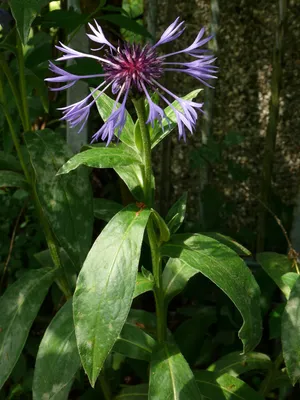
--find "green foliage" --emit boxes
[8,0,48,44]
[26,129,94,268]
[282,276,300,385]
[149,342,201,399]
[32,300,80,400]
[161,234,262,352]
[73,204,150,386]
[1,3,299,399]
[0,268,55,389]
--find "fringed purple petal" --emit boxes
[153,17,185,48]
[92,85,130,145]
[87,20,116,50]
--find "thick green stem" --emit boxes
[16,35,30,131]
[147,218,166,342]
[132,97,153,206]
[132,97,166,342]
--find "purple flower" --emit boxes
[46,18,217,144]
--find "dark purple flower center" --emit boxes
[103,43,163,92]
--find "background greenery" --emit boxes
[0,0,299,398]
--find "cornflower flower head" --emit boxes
[46,18,217,144]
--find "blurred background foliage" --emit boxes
[1,0,300,398]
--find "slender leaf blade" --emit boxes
[195,371,264,400]
[8,0,48,44]
[162,258,198,304]
[33,300,80,400]
[166,193,188,234]
[161,234,262,352]
[0,170,27,189]
[257,252,294,298]
[73,204,150,386]
[114,164,145,201]
[25,129,93,268]
[149,341,202,399]
[0,268,54,389]
[207,351,272,378]
[113,322,156,361]
[58,146,141,175]
[282,275,300,385]
[204,233,251,256]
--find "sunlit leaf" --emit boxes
[58,145,141,175]
[161,234,262,352]
[73,204,150,386]
[8,0,48,44]
[149,341,201,399]
[166,192,188,234]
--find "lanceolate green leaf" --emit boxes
[257,252,294,299]
[25,129,93,268]
[162,258,198,304]
[114,164,145,201]
[151,209,170,243]
[58,146,142,175]
[161,234,262,353]
[207,351,272,378]
[73,204,150,386]
[8,0,48,44]
[149,341,202,399]
[92,91,136,150]
[115,384,148,399]
[0,170,28,189]
[166,192,188,234]
[33,300,81,400]
[282,276,300,385]
[195,371,264,400]
[203,233,251,256]
[113,322,156,361]
[0,268,54,389]
[151,89,203,148]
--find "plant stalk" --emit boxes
[132,97,166,342]
[0,40,71,298]
[16,35,30,131]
